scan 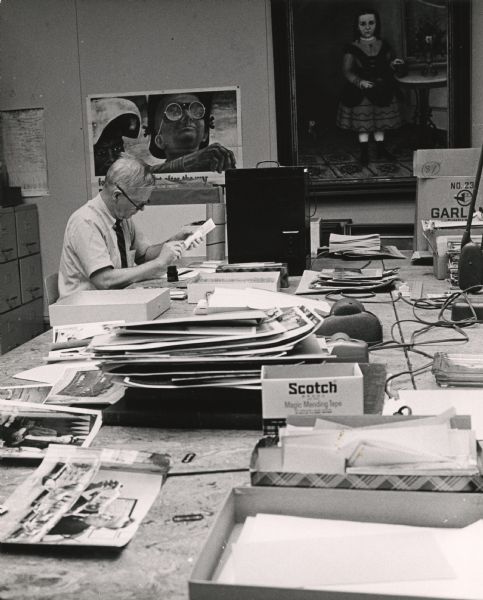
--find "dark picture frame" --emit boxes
[271,0,471,198]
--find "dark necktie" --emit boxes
[114,219,127,268]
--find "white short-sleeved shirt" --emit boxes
[58,193,151,298]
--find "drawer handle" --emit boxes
[1,248,13,255]
[25,242,37,246]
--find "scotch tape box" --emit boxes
[261,363,363,433]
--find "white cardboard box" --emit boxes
[49,288,170,326]
[413,148,483,250]
[187,271,281,303]
[261,363,363,432]
[189,486,483,600]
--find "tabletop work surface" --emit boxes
[0,253,482,599]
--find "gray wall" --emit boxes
[0,0,277,287]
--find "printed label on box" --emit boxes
[415,176,483,250]
[261,364,363,434]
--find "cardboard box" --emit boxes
[250,415,483,493]
[413,148,483,250]
[189,486,483,600]
[413,148,482,178]
[49,288,170,326]
[187,271,281,303]
[261,363,363,434]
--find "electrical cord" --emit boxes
[384,360,434,398]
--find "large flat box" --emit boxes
[189,485,483,600]
[250,414,483,493]
[49,288,170,326]
[413,148,483,250]
[187,271,281,304]
[261,363,363,434]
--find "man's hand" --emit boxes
[156,240,185,265]
[170,230,204,249]
[182,143,236,173]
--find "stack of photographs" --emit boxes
[296,268,400,295]
[88,307,325,390]
[0,445,167,548]
[433,353,483,387]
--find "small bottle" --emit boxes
[167,265,179,282]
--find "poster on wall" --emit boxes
[86,86,241,194]
[0,108,49,197]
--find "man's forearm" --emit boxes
[90,260,167,289]
[142,243,164,262]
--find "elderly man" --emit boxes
[58,155,197,298]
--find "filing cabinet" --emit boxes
[0,207,17,263]
[0,204,44,354]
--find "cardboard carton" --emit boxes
[49,288,170,326]
[190,486,483,600]
[187,271,281,303]
[413,148,483,250]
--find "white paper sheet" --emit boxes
[14,362,99,385]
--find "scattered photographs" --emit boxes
[0,446,164,547]
[0,400,102,459]
[0,385,52,404]
[45,368,125,406]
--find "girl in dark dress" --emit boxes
[336,8,404,166]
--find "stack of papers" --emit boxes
[90,307,325,390]
[296,268,400,294]
[329,233,380,254]
[327,234,405,259]
[273,411,479,475]
[433,353,483,387]
[216,512,483,597]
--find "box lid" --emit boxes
[55,288,165,307]
[262,363,360,380]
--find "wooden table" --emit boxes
[0,255,480,599]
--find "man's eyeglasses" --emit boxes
[115,183,148,211]
[163,101,206,122]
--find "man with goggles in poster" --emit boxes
[147,92,236,173]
